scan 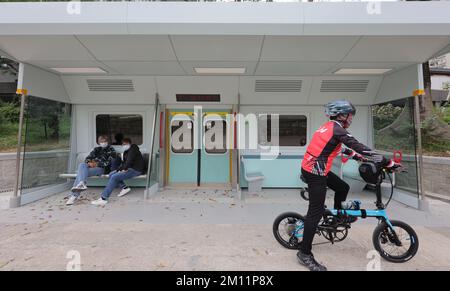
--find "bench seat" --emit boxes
[59,173,147,179]
[241,157,265,193]
[60,152,149,187]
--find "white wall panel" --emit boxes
[17,63,69,103]
[239,76,312,105]
[74,104,155,154]
[62,76,157,104]
[374,64,420,104]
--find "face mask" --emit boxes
[344,114,353,128]
[122,144,131,151]
[99,142,108,148]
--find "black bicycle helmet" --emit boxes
[325,100,356,117]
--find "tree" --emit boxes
[420,62,450,142]
[26,97,63,142]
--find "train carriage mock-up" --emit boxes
[1,1,450,209]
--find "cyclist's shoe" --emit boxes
[296,251,327,271]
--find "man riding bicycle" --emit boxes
[298,100,396,271]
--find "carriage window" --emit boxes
[258,114,307,147]
[204,119,227,154]
[96,114,143,145]
[171,119,194,154]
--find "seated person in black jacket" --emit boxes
[92,138,145,205]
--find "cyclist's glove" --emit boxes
[342,148,365,161]
[372,154,390,165]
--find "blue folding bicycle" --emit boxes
[273,153,419,263]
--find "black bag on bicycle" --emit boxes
[358,162,382,184]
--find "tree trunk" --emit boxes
[420,62,434,121]
[420,62,450,140]
[43,122,47,139]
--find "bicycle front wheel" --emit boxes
[372,220,419,263]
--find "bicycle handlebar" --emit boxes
[341,149,406,173]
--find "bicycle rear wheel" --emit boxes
[273,212,305,250]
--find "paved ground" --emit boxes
[0,188,449,271]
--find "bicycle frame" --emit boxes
[329,209,393,227]
[293,208,395,240]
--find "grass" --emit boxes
[421,127,450,157]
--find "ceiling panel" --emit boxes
[179,61,257,75]
[255,61,337,76]
[171,35,264,61]
[103,61,185,75]
[77,35,177,61]
[260,36,359,62]
[0,36,94,61]
[344,36,450,63]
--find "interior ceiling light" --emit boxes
[334,68,392,75]
[50,67,107,74]
[194,67,246,74]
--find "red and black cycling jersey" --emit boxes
[302,120,372,176]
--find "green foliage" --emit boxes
[373,102,416,154]
[0,97,71,152]
[374,101,450,156]
[372,103,403,130]
[0,101,20,123]
[0,101,20,152]
[442,106,450,125]
[420,114,450,156]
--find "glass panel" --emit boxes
[171,119,194,154]
[20,96,72,195]
[258,114,307,147]
[148,111,161,188]
[204,119,227,154]
[372,97,419,197]
[96,114,143,145]
[0,94,20,194]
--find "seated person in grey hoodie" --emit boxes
[66,135,117,205]
[91,138,144,206]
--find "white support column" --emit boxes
[235,93,242,201]
[414,64,430,212]
[144,93,160,200]
[10,89,27,208]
